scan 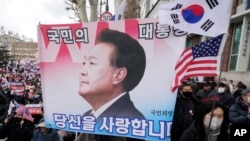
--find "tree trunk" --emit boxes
[77,0,88,22]
[124,0,140,19]
[89,0,98,22]
[68,0,140,22]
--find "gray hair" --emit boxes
[241,89,250,96]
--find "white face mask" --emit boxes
[247,97,250,104]
[204,117,223,130]
[221,81,227,84]
[217,87,225,93]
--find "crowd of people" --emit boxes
[171,77,249,141]
[0,60,75,141]
[1,60,249,141]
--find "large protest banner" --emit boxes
[38,18,186,140]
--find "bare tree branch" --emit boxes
[64,0,80,21]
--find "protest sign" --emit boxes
[38,18,186,140]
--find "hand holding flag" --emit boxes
[14,104,34,122]
[23,107,34,122]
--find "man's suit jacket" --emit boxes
[77,94,146,141]
[84,93,145,121]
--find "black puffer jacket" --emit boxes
[180,122,229,141]
[4,117,34,141]
[229,97,250,125]
[0,93,8,122]
[171,94,201,141]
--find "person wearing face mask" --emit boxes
[229,89,250,125]
[171,84,201,141]
[180,101,230,141]
[196,82,215,102]
[208,83,234,108]
[220,78,231,94]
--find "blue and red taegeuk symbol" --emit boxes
[181,4,204,24]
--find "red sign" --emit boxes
[26,104,42,115]
[100,11,112,21]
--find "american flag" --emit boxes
[23,107,33,122]
[172,34,225,92]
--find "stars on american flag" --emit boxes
[192,36,222,58]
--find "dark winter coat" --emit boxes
[33,128,60,141]
[196,89,215,101]
[207,92,234,108]
[229,97,250,125]
[171,94,201,141]
[233,89,245,102]
[217,93,234,108]
[3,117,34,141]
[180,122,229,141]
[0,93,8,122]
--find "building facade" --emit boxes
[0,34,22,50]
[142,0,250,87]
[0,34,38,63]
[10,41,38,62]
[223,0,250,86]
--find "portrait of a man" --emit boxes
[78,28,146,121]
[40,18,186,141]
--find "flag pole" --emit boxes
[205,33,228,141]
[75,132,78,140]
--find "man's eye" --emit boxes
[90,62,96,65]
[82,62,86,65]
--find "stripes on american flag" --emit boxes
[172,34,224,92]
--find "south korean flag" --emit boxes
[159,0,233,37]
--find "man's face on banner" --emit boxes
[78,42,118,97]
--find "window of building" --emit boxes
[239,0,247,5]
[229,23,242,71]
[185,39,192,48]
[248,53,250,70]
[247,45,250,70]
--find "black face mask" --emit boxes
[182,92,192,98]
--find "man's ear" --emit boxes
[113,67,127,85]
